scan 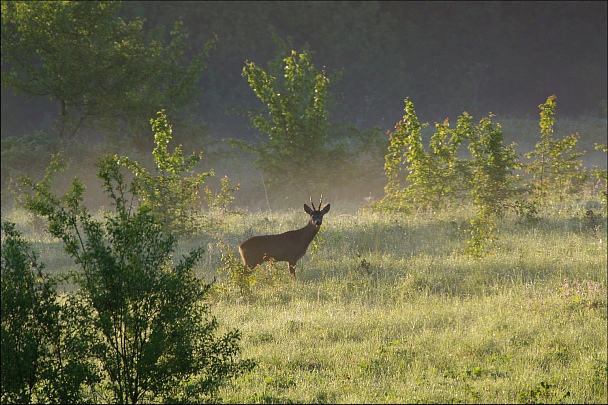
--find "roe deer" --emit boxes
[238,196,330,278]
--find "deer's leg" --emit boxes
[288,263,296,278]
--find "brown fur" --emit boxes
[239,201,330,278]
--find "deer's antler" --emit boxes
[319,194,323,210]
[310,196,316,211]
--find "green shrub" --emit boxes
[235,49,349,198]
[118,110,214,235]
[373,95,601,256]
[1,221,97,404]
[524,95,587,203]
[464,112,522,256]
[18,152,255,403]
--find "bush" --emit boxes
[374,99,520,214]
[235,49,349,198]
[118,110,214,235]
[376,99,472,212]
[373,95,598,257]
[1,221,97,404]
[18,151,255,403]
[524,95,587,203]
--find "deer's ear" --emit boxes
[322,204,330,214]
[304,204,313,214]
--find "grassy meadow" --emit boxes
[1,116,607,403]
[5,200,605,403]
[190,202,606,404]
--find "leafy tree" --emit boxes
[466,113,522,217]
[524,95,587,202]
[375,99,471,212]
[464,113,522,257]
[593,143,607,206]
[1,0,213,149]
[377,98,428,212]
[1,222,97,404]
[118,110,214,235]
[374,98,522,256]
[236,49,348,198]
[19,153,255,404]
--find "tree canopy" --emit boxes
[1,0,214,148]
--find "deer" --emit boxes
[238,196,330,278]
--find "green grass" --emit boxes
[214,288,605,404]
[2,115,606,403]
[186,203,605,404]
[3,199,605,403]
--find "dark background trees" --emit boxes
[2,1,606,142]
[1,0,213,150]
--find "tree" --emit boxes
[118,110,214,235]
[375,98,471,213]
[236,48,349,198]
[1,0,214,149]
[464,112,522,257]
[524,95,587,203]
[19,153,255,403]
[373,98,522,256]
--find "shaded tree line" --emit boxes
[2,1,606,141]
[122,1,607,133]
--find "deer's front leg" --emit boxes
[288,263,296,278]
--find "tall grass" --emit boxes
[5,195,605,402]
[190,202,606,403]
[3,198,605,403]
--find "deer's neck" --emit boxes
[299,221,320,243]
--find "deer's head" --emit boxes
[304,195,330,227]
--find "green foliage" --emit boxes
[379,98,426,211]
[592,143,607,206]
[375,100,478,213]
[524,95,587,202]
[236,49,348,197]
[204,175,241,214]
[464,113,522,255]
[118,111,214,235]
[374,99,520,220]
[1,1,213,148]
[17,153,255,403]
[214,238,256,299]
[0,131,61,189]
[463,211,497,258]
[466,113,522,216]
[214,238,287,301]
[373,96,600,256]
[517,381,571,404]
[426,116,471,205]
[1,222,97,404]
